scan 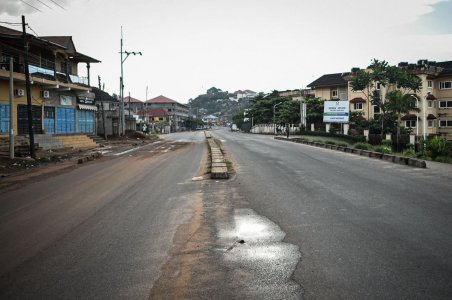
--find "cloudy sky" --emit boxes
[1,0,451,103]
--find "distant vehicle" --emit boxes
[231,124,238,132]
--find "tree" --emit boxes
[276,100,300,124]
[349,59,421,135]
[305,98,324,126]
[247,91,291,124]
[386,90,420,151]
[232,109,245,129]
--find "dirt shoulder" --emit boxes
[0,133,159,191]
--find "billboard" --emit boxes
[323,101,349,123]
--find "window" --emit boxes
[331,89,338,98]
[373,105,380,114]
[439,120,452,127]
[428,80,433,88]
[405,120,417,128]
[428,120,434,128]
[439,81,452,89]
[354,103,363,110]
[428,100,433,108]
[376,83,381,90]
[439,100,452,108]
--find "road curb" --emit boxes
[275,137,427,168]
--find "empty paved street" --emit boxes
[1,129,451,299]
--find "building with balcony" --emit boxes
[308,60,452,140]
[0,24,100,136]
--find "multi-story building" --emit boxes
[307,60,452,140]
[123,95,144,115]
[145,95,189,131]
[0,25,100,136]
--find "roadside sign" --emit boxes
[323,101,349,123]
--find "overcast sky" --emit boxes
[1,0,452,103]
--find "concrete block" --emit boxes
[382,154,395,162]
[211,167,229,179]
[212,162,227,168]
[407,158,426,168]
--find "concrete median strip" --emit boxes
[205,131,229,179]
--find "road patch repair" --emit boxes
[205,131,229,179]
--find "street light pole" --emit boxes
[119,26,142,136]
[273,102,282,135]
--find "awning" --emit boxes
[401,114,419,121]
[78,104,98,111]
[350,97,366,103]
[426,94,436,100]
[427,114,437,120]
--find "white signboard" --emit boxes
[60,95,73,106]
[323,101,349,123]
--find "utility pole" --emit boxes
[145,85,148,122]
[98,76,107,140]
[22,15,35,158]
[119,27,142,136]
[128,91,131,116]
[9,57,14,159]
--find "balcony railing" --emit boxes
[69,74,89,85]
[29,64,55,77]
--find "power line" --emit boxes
[26,24,39,37]
[20,0,42,12]
[36,0,53,9]
[0,21,23,26]
[47,0,66,10]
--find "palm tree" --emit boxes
[386,90,420,151]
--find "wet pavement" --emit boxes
[150,178,303,299]
[218,208,302,299]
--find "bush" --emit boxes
[336,142,349,147]
[402,149,416,157]
[427,137,449,160]
[353,142,372,150]
[301,130,365,144]
[325,140,336,145]
[406,143,415,150]
[374,146,392,154]
[382,139,393,147]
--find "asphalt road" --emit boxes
[0,132,207,299]
[1,129,452,299]
[211,128,452,299]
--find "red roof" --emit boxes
[146,95,177,104]
[124,96,143,103]
[138,108,169,116]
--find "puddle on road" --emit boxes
[217,208,303,299]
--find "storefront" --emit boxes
[77,94,97,134]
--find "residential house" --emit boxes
[145,95,189,132]
[203,114,218,125]
[0,24,100,137]
[234,89,257,100]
